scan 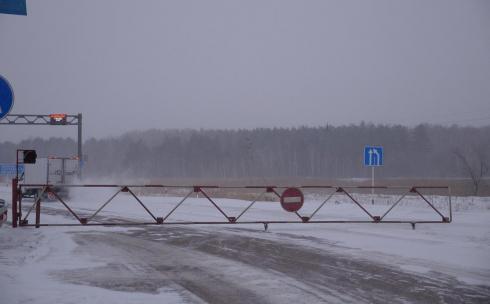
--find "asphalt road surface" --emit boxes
[50,224,490,304]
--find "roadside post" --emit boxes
[364,146,384,204]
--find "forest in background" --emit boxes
[1,124,489,182]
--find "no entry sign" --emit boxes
[280,187,304,212]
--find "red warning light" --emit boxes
[49,113,67,125]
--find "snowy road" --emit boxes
[2,187,490,303]
[55,226,490,304]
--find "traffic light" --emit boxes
[23,150,37,164]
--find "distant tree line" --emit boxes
[1,124,489,180]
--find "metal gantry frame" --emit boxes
[0,113,83,178]
[11,183,452,230]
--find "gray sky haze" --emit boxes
[1,0,489,142]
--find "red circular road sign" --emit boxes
[280,187,304,212]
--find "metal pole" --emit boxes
[35,199,41,228]
[12,178,18,228]
[61,158,65,184]
[46,158,50,184]
[449,187,452,222]
[371,166,375,205]
[16,149,19,181]
[77,113,82,179]
[18,185,22,224]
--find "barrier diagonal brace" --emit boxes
[411,187,447,221]
[198,188,232,222]
[87,188,124,222]
[162,189,194,222]
[125,187,158,223]
[338,187,375,220]
[380,190,411,220]
[308,189,337,220]
[294,211,304,221]
[235,190,266,221]
[270,188,281,198]
[49,187,83,224]
[22,186,47,223]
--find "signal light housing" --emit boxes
[23,150,37,164]
[49,113,67,125]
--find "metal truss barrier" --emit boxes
[11,181,452,230]
[0,114,79,125]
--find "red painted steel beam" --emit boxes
[11,178,17,228]
[48,187,84,224]
[35,199,40,228]
[20,220,451,227]
[86,188,123,222]
[14,184,451,228]
[125,187,159,223]
[380,190,411,220]
[337,187,375,220]
[162,190,194,222]
[198,188,232,221]
[411,187,448,221]
[18,184,450,189]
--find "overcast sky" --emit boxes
[1,0,489,142]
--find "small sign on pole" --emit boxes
[364,146,384,204]
[364,146,383,166]
[0,164,24,177]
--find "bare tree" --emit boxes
[453,148,489,195]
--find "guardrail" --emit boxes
[12,182,452,230]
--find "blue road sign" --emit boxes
[364,146,383,166]
[0,0,27,15]
[0,164,24,176]
[0,75,14,120]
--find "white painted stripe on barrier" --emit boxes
[283,196,302,203]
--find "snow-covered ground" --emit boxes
[1,185,489,303]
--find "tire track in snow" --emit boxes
[31,205,490,303]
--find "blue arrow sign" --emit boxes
[0,75,14,121]
[0,164,24,176]
[364,146,383,166]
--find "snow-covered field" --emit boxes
[1,185,489,303]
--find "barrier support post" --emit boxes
[35,200,41,228]
[12,178,18,228]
